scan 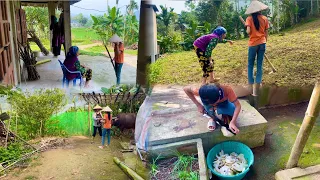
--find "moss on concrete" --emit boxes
[288,88,303,102]
[259,86,270,107]
[274,119,320,169]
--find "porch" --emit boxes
[17,53,137,92]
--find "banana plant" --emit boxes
[91,6,124,46]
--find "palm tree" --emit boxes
[157,5,176,32]
[127,0,138,16]
[124,15,139,45]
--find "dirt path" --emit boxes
[78,43,101,50]
[4,136,147,180]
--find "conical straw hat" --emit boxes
[245,0,269,15]
[93,105,102,110]
[101,106,113,112]
[108,34,123,43]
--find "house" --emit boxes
[0,0,80,86]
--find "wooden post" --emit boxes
[48,1,56,52]
[88,103,90,136]
[286,80,320,168]
[63,1,72,51]
[277,0,280,33]
[5,106,12,148]
[15,107,18,135]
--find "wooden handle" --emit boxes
[239,16,246,25]
[264,54,277,72]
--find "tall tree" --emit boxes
[23,6,49,39]
[91,6,124,45]
[127,0,138,15]
[157,5,176,33]
[73,13,88,27]
[195,0,223,25]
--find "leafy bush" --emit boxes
[0,142,33,166]
[6,88,66,139]
[100,84,144,116]
[180,21,212,51]
[158,25,183,54]
[111,126,121,137]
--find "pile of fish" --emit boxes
[213,150,248,176]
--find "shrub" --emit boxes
[7,88,66,139]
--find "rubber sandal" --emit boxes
[98,146,104,149]
[207,121,216,131]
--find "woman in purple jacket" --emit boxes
[193,26,234,85]
[63,46,92,88]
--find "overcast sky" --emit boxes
[70,0,188,16]
[70,0,252,17]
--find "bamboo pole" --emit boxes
[88,103,91,136]
[4,105,13,148]
[286,80,320,168]
[113,157,144,180]
[15,109,18,136]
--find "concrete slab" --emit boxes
[146,85,268,154]
[275,165,320,180]
[149,138,208,180]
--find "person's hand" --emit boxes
[209,60,213,67]
[228,40,234,45]
[197,105,204,114]
[229,121,240,134]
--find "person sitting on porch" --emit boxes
[183,83,241,134]
[63,46,92,88]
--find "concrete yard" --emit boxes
[145,85,268,154]
[17,53,137,93]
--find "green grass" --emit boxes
[72,39,95,45]
[125,49,138,56]
[80,45,138,56]
[149,19,320,87]
[80,50,105,56]
[71,27,100,41]
[29,39,50,52]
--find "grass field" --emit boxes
[149,19,320,87]
[71,28,100,42]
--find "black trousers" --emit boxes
[92,126,102,137]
